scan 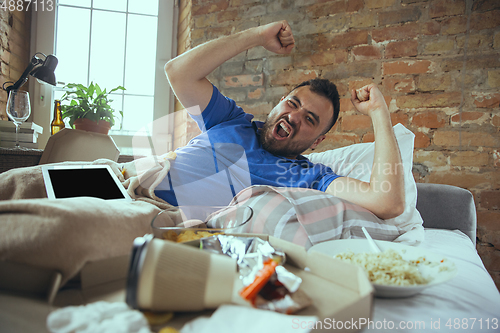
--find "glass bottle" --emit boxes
[51,99,65,135]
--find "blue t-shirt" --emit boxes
[154,86,340,206]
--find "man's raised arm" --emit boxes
[164,21,295,113]
[326,84,405,220]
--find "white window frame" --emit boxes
[29,0,178,155]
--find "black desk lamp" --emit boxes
[3,52,58,92]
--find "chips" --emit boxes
[163,229,224,243]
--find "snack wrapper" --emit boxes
[200,235,311,314]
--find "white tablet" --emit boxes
[41,164,132,201]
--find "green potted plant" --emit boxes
[60,82,125,135]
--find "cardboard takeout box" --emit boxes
[126,234,374,332]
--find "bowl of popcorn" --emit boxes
[151,205,253,242]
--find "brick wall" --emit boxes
[176,0,500,288]
[0,8,31,120]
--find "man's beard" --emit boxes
[258,118,315,160]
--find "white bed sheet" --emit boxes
[367,229,500,332]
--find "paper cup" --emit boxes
[126,235,237,311]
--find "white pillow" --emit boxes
[306,123,424,245]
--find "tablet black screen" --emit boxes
[48,168,126,199]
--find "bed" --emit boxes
[159,183,500,333]
[0,125,499,332]
[1,182,498,333]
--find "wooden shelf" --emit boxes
[0,147,135,174]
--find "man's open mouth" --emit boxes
[273,120,292,140]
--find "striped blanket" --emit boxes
[230,185,402,249]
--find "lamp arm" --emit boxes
[4,55,44,92]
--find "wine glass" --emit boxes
[6,90,31,148]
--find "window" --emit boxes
[30,0,177,154]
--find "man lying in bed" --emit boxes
[158,20,405,220]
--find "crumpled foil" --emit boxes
[200,235,311,314]
[200,235,303,289]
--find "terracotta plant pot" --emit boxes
[73,118,111,135]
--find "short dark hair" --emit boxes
[291,78,340,135]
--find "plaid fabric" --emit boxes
[230,185,402,249]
